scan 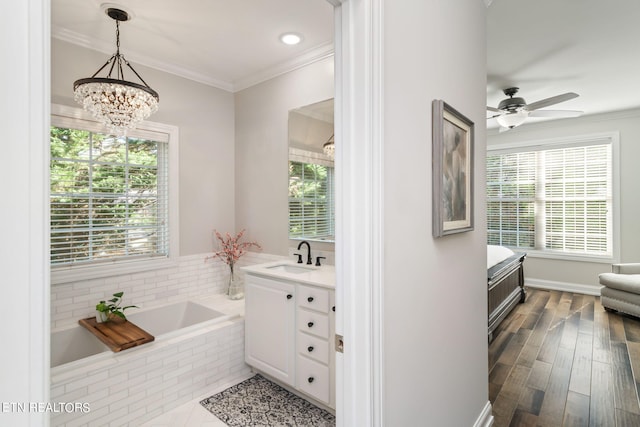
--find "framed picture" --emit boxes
[432,99,474,237]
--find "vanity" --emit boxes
[242,261,336,410]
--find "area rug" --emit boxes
[200,374,335,426]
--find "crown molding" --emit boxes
[52,25,334,93]
[231,41,335,92]
[52,25,234,91]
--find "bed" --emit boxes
[487,245,526,342]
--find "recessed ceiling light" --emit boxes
[280,33,302,45]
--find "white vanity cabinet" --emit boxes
[244,275,296,386]
[244,265,335,409]
[295,284,335,407]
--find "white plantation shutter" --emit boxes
[289,160,335,240]
[543,144,611,254]
[486,152,536,248]
[50,122,170,266]
[487,137,612,257]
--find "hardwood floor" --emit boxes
[489,288,640,426]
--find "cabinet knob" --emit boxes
[307,296,314,303]
[307,322,314,328]
[307,346,314,352]
[308,377,314,383]
[286,294,293,300]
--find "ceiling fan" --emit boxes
[487,87,583,132]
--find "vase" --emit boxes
[95,310,109,323]
[227,269,244,300]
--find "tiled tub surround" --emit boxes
[50,251,284,426]
[51,252,284,330]
[51,294,249,426]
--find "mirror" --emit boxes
[288,99,335,243]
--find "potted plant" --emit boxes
[95,291,138,323]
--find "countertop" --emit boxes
[241,261,336,289]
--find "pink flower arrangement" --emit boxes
[205,229,261,274]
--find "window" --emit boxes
[288,161,335,241]
[50,105,178,283]
[487,134,616,259]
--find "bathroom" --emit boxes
[6,1,491,426]
[48,0,337,424]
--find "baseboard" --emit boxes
[526,278,602,296]
[473,401,494,427]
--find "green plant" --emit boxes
[96,292,138,321]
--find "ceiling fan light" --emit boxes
[496,111,528,129]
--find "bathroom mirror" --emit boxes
[288,98,335,243]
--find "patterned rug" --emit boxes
[200,374,336,426]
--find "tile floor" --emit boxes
[141,374,254,427]
[141,398,226,427]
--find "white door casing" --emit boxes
[331,0,384,426]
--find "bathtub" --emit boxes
[50,296,251,426]
[51,301,224,368]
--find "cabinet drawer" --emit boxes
[296,355,330,404]
[297,331,329,365]
[297,285,329,313]
[297,309,329,339]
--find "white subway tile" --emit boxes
[65,370,109,392]
[95,388,128,410]
[89,405,128,426]
[128,359,162,378]
[116,406,148,426]
[162,363,193,382]
[49,252,256,424]
[129,373,162,396]
[80,388,110,409]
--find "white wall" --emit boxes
[234,56,335,255]
[1,1,49,425]
[381,1,488,425]
[51,39,236,256]
[10,2,492,426]
[487,109,640,290]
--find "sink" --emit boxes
[266,264,316,274]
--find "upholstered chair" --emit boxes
[600,263,640,317]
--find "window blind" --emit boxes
[50,126,169,266]
[288,161,335,240]
[487,151,536,248]
[487,140,612,257]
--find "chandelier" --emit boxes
[73,7,159,134]
[323,134,335,159]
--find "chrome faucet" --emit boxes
[297,240,312,265]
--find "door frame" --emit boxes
[16,0,386,425]
[328,0,384,425]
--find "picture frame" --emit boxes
[432,99,474,237]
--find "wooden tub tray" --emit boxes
[79,317,154,352]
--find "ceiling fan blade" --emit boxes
[526,92,579,111]
[498,126,511,133]
[528,109,583,118]
[487,106,501,113]
[487,113,502,120]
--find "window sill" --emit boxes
[290,237,336,244]
[520,249,614,264]
[51,257,178,285]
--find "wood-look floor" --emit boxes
[489,288,640,427]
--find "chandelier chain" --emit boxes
[116,20,120,54]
